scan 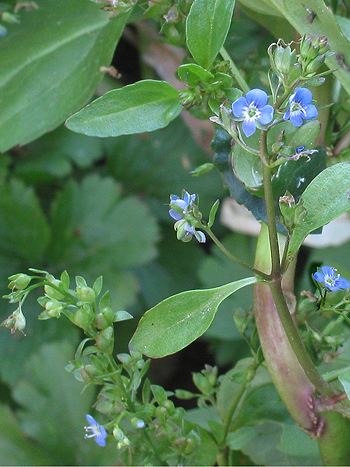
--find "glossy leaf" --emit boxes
[186,0,236,68]
[177,63,214,85]
[287,163,350,262]
[129,277,257,358]
[66,80,182,137]
[0,0,128,151]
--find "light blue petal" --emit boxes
[290,112,304,127]
[304,104,318,120]
[293,87,313,105]
[86,414,96,425]
[171,199,187,210]
[246,89,268,108]
[95,436,107,447]
[232,96,248,118]
[335,277,350,290]
[320,266,335,277]
[190,193,196,204]
[283,108,290,121]
[195,230,206,243]
[313,271,325,283]
[183,191,191,204]
[169,209,182,221]
[257,105,274,125]
[242,119,256,137]
[296,146,305,153]
[184,223,195,234]
[170,195,179,202]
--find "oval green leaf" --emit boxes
[66,80,182,137]
[129,277,257,358]
[186,0,236,69]
[287,163,350,262]
[0,0,128,152]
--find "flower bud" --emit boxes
[45,299,63,318]
[299,34,330,75]
[73,304,94,330]
[8,273,32,291]
[1,307,26,334]
[44,277,65,300]
[76,286,96,304]
[273,43,296,76]
[95,326,114,354]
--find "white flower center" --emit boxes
[242,103,261,121]
[84,425,102,440]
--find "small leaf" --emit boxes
[339,371,350,400]
[177,63,214,85]
[129,277,257,358]
[92,276,103,296]
[186,0,236,68]
[66,80,182,137]
[208,199,220,228]
[286,121,321,149]
[114,310,133,322]
[287,163,350,262]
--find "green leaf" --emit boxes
[129,277,257,358]
[0,0,128,151]
[268,0,350,97]
[66,80,182,137]
[177,63,214,85]
[208,200,220,228]
[339,371,350,400]
[49,174,159,307]
[232,144,263,190]
[186,0,236,68]
[13,341,118,465]
[0,404,52,465]
[286,121,321,149]
[287,163,350,263]
[0,179,50,263]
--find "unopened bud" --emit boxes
[76,286,96,304]
[8,273,32,291]
[95,326,114,354]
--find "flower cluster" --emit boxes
[169,191,206,243]
[313,266,350,292]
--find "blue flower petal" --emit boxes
[293,87,313,105]
[257,105,274,125]
[246,89,268,108]
[86,414,95,424]
[95,436,107,447]
[195,230,206,243]
[296,146,305,153]
[242,119,256,137]
[232,96,248,118]
[171,199,187,210]
[335,277,350,290]
[313,271,325,283]
[290,112,304,127]
[283,108,290,121]
[184,223,195,235]
[320,266,335,277]
[169,209,182,221]
[183,191,191,205]
[304,104,318,120]
[170,194,179,202]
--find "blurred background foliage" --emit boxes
[0,0,350,465]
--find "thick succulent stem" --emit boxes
[318,412,350,465]
[254,224,322,433]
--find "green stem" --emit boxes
[204,227,270,281]
[260,133,280,278]
[269,280,331,395]
[220,47,249,93]
[260,130,331,396]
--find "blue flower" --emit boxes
[169,191,206,243]
[84,414,107,447]
[313,266,350,292]
[169,191,196,221]
[283,88,318,127]
[231,89,274,137]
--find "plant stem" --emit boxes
[260,132,280,278]
[220,47,249,93]
[260,129,331,396]
[204,227,270,281]
[269,280,331,395]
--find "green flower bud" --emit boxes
[274,44,296,75]
[45,299,63,318]
[73,304,94,330]
[8,273,32,291]
[76,286,96,303]
[95,326,114,354]
[44,277,65,300]
[1,307,26,334]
